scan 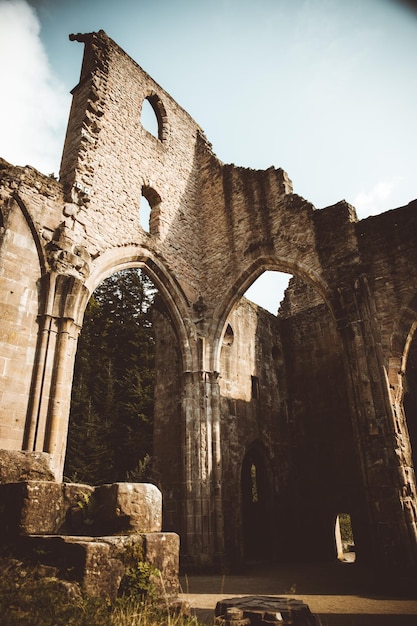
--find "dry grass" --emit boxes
[0,557,203,626]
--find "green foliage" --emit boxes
[64,269,156,485]
[117,542,158,602]
[0,558,203,626]
[111,597,202,626]
[0,560,110,625]
[339,513,354,545]
[119,560,160,602]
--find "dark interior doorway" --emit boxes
[241,441,273,561]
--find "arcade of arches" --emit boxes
[1,31,417,582]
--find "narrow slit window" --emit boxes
[251,375,260,400]
[251,463,258,503]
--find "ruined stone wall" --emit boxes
[60,31,207,303]
[0,162,65,450]
[279,278,369,561]
[218,299,290,564]
[355,201,417,355]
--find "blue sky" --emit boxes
[0,0,416,312]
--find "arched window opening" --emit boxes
[64,268,158,485]
[335,513,356,562]
[223,323,234,347]
[141,97,159,138]
[140,94,167,141]
[140,195,152,233]
[220,323,234,382]
[140,186,161,235]
[244,270,292,315]
[0,209,4,229]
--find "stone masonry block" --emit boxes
[144,532,180,595]
[22,532,180,599]
[0,450,54,483]
[22,535,125,599]
[93,482,162,533]
[63,483,95,533]
[0,481,65,537]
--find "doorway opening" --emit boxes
[335,513,356,562]
[241,441,273,561]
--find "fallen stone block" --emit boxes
[0,481,95,537]
[93,482,162,533]
[21,535,125,599]
[22,531,180,599]
[0,450,54,483]
[215,596,319,626]
[0,481,65,536]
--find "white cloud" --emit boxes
[353,177,404,218]
[0,0,70,175]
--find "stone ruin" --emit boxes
[215,596,318,626]
[1,30,417,586]
[0,450,179,599]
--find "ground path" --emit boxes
[179,561,417,625]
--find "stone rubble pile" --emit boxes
[0,450,179,599]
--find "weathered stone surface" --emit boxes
[0,481,65,536]
[63,483,96,533]
[0,481,95,537]
[23,532,179,599]
[93,482,162,533]
[215,596,318,626]
[23,535,125,599]
[144,532,180,595]
[0,450,54,483]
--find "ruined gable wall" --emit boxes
[60,31,207,302]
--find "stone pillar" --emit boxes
[211,370,225,564]
[23,273,83,481]
[180,337,225,568]
[335,275,417,575]
[43,316,80,478]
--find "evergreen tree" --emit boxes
[64,269,156,485]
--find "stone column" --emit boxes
[210,370,225,564]
[181,332,225,568]
[335,275,417,575]
[23,272,84,480]
[43,316,80,478]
